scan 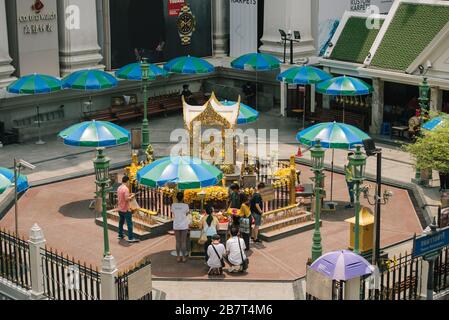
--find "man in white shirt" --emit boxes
[226,227,247,273]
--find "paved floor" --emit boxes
[0,164,422,281]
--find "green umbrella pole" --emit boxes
[141,59,150,152]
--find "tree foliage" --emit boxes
[406,116,449,173]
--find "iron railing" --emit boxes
[0,229,31,290]
[116,256,152,300]
[40,247,101,300]
[434,246,449,293]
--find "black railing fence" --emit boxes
[116,256,152,300]
[40,247,101,300]
[434,246,449,293]
[360,252,422,301]
[0,229,31,290]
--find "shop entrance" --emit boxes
[443,90,449,114]
[383,82,419,127]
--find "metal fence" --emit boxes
[0,229,31,290]
[434,246,449,293]
[40,247,101,300]
[116,256,152,300]
[360,253,422,300]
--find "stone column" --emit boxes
[28,224,46,300]
[322,67,331,110]
[260,0,315,60]
[370,78,384,135]
[100,255,118,300]
[213,0,229,57]
[58,0,104,76]
[280,82,287,116]
[0,0,15,88]
[430,87,443,113]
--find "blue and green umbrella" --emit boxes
[316,76,373,123]
[116,63,168,81]
[316,76,373,96]
[164,56,214,74]
[296,122,371,203]
[277,66,333,128]
[277,66,332,85]
[62,70,118,90]
[0,168,29,194]
[221,100,260,125]
[7,74,62,94]
[137,156,223,190]
[58,121,130,148]
[231,53,281,71]
[423,115,448,131]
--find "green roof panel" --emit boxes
[371,3,449,71]
[330,17,384,64]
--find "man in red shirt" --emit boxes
[117,176,139,243]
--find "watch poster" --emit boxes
[168,0,186,17]
[109,0,212,69]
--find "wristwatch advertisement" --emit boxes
[177,4,196,46]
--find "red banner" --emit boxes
[168,0,186,17]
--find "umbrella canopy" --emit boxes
[277,66,332,85]
[7,74,62,94]
[297,122,370,149]
[231,53,281,71]
[423,115,449,131]
[316,76,373,96]
[58,121,130,147]
[164,56,214,74]
[0,168,29,194]
[221,100,260,124]
[310,250,373,281]
[137,156,223,190]
[62,70,118,90]
[115,63,168,81]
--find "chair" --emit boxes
[381,122,391,136]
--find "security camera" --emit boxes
[426,60,432,69]
[18,159,36,170]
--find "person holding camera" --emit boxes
[117,176,140,243]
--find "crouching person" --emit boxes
[207,234,226,276]
[226,227,248,273]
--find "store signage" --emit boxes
[230,0,258,57]
[168,0,186,17]
[412,227,449,258]
[18,0,57,35]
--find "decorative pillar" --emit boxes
[213,0,229,57]
[28,224,46,300]
[260,0,315,60]
[100,255,118,300]
[370,78,384,135]
[322,67,331,110]
[280,82,287,116]
[58,0,104,76]
[430,87,443,113]
[0,0,15,88]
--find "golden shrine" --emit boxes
[183,92,240,165]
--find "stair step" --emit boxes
[259,220,321,242]
[260,213,312,233]
[95,218,152,240]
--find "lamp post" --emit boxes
[349,145,367,254]
[198,190,207,213]
[141,58,150,152]
[310,140,325,262]
[419,77,430,127]
[94,148,111,257]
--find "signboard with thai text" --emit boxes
[412,227,449,258]
[6,0,60,76]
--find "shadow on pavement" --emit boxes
[58,200,96,220]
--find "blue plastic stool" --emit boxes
[381,122,392,136]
